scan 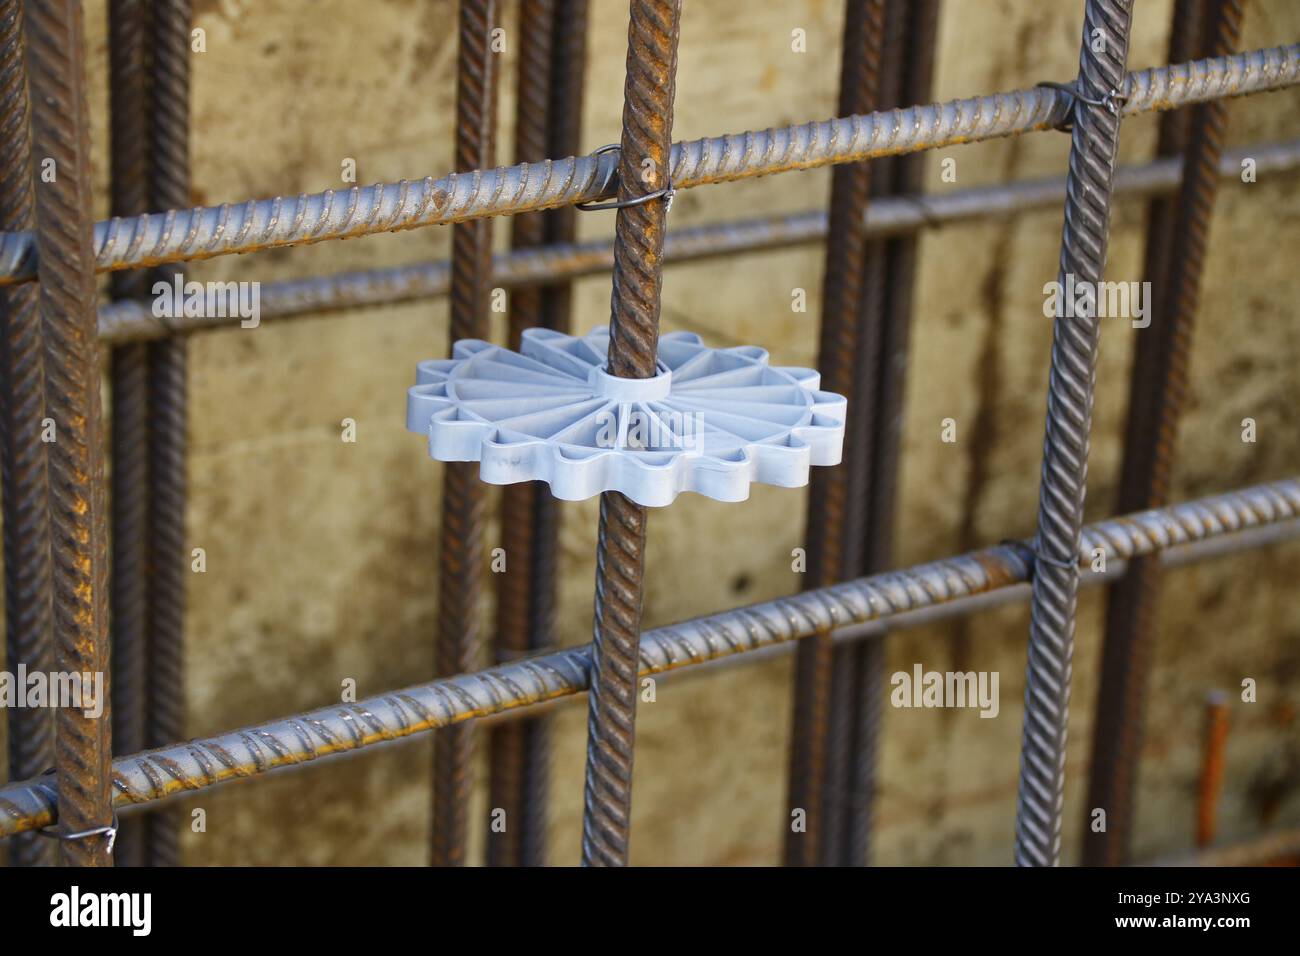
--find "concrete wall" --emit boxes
[3,0,1298,865]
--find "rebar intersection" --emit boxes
[0,0,1297,867]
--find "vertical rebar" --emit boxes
[1014,0,1133,868]
[142,0,191,867]
[433,0,498,868]
[1196,691,1229,847]
[106,0,151,868]
[488,0,588,868]
[24,0,114,867]
[0,0,54,868]
[787,0,886,868]
[1080,0,1204,869]
[579,0,681,869]
[825,0,904,867]
[1083,0,1241,868]
[842,0,941,868]
[489,0,553,869]
[539,0,587,335]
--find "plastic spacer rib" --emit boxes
[406,326,848,507]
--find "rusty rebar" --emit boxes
[2,478,1294,840]
[831,0,913,867]
[89,138,1300,342]
[105,0,152,869]
[512,5,590,858]
[141,0,191,868]
[0,0,53,868]
[788,0,887,869]
[579,0,681,869]
[843,0,941,868]
[432,0,498,868]
[822,0,905,869]
[1,43,1295,287]
[1085,0,1242,869]
[517,0,587,866]
[24,0,113,867]
[484,0,545,868]
[1015,0,1134,868]
[488,0,587,868]
[1196,691,1230,848]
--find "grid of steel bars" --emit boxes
[0,0,1298,867]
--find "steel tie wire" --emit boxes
[579,0,682,869]
[0,0,54,868]
[433,0,498,869]
[24,0,114,867]
[1014,0,1134,868]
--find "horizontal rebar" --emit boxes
[94,137,1300,342]
[477,514,1300,721]
[1,43,1296,289]
[0,476,1295,839]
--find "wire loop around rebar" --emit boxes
[999,538,1079,573]
[1037,79,1129,132]
[34,812,120,853]
[575,143,676,212]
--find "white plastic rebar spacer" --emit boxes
[406,326,847,507]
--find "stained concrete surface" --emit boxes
[1,0,1298,865]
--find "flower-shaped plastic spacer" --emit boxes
[405,326,847,507]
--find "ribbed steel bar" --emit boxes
[0,0,53,868]
[1015,0,1134,869]
[91,137,1300,343]
[843,0,941,868]
[1085,0,1242,869]
[489,0,587,868]
[486,0,552,869]
[25,0,113,867]
[142,0,191,868]
[432,0,498,869]
[478,514,1300,720]
[580,0,681,869]
[2,478,1294,840]
[705,517,1300,682]
[823,0,903,868]
[518,0,586,867]
[788,0,886,869]
[105,0,152,869]
[827,0,909,868]
[539,0,586,335]
[1,43,1296,287]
